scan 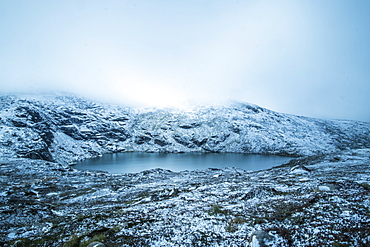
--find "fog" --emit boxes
[0,1,369,121]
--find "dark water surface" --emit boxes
[75,152,292,174]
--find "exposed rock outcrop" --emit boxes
[1,94,369,164]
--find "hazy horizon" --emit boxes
[1,1,369,121]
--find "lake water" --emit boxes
[74,152,292,174]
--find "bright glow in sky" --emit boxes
[0,0,369,121]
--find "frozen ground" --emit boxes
[0,94,369,246]
[0,149,369,246]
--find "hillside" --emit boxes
[0,94,369,164]
[0,94,370,246]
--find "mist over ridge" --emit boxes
[1,1,369,122]
[1,93,369,165]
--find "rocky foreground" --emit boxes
[1,149,369,246]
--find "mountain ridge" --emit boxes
[0,94,369,164]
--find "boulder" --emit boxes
[87,242,105,247]
[249,230,275,247]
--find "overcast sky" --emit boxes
[0,0,369,121]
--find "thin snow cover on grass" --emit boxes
[0,149,369,246]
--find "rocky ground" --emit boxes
[1,148,369,246]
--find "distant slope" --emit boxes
[0,94,369,164]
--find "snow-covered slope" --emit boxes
[1,94,369,246]
[0,94,369,164]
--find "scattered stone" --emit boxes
[242,186,279,200]
[87,242,105,247]
[317,185,331,191]
[154,138,168,146]
[250,230,275,247]
[289,165,312,174]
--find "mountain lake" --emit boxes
[74,152,293,174]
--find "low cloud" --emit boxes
[0,0,369,121]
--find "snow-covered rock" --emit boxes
[249,230,275,247]
[0,94,369,164]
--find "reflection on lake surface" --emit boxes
[75,152,292,174]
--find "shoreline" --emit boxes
[1,148,369,246]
